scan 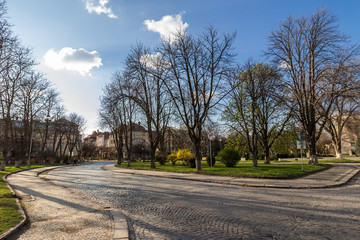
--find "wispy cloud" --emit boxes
[140,52,170,70]
[43,47,102,76]
[84,0,117,19]
[144,12,189,43]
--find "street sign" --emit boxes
[297,131,305,139]
[207,132,214,141]
[296,140,306,149]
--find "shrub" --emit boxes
[176,149,193,165]
[168,153,178,165]
[206,156,216,167]
[353,139,360,156]
[155,151,168,165]
[188,158,196,168]
[217,148,240,167]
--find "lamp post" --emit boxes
[27,120,34,167]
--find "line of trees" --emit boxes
[0,0,85,169]
[224,8,360,165]
[99,27,236,170]
[100,7,359,168]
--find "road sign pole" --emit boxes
[207,132,214,173]
[209,139,212,172]
[300,135,304,171]
[301,147,303,171]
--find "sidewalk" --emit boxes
[102,163,360,189]
[5,166,128,240]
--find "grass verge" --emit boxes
[116,160,329,179]
[0,163,62,235]
[318,158,360,163]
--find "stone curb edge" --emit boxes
[103,165,360,189]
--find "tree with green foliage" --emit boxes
[223,61,292,166]
[217,148,240,167]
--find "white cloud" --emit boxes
[144,12,189,43]
[140,52,169,70]
[84,0,117,19]
[278,61,290,70]
[43,47,102,76]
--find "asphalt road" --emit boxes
[41,161,360,240]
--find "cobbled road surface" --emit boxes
[41,161,360,240]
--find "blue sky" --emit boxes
[7,0,360,133]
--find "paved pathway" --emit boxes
[6,166,114,240]
[5,162,360,239]
[41,162,360,239]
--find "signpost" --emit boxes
[208,132,215,172]
[296,131,306,170]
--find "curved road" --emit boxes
[13,162,360,239]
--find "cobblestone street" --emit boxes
[38,162,360,240]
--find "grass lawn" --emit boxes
[318,158,360,163]
[117,160,329,179]
[0,163,62,235]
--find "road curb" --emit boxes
[110,209,129,240]
[102,164,360,189]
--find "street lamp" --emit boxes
[27,120,35,167]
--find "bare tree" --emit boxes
[266,8,359,164]
[65,113,85,160]
[159,26,236,170]
[17,71,51,166]
[0,44,34,169]
[99,72,137,167]
[125,43,172,168]
[324,62,360,158]
[39,88,60,160]
[49,105,66,163]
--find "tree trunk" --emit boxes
[252,151,258,167]
[150,148,156,169]
[308,138,319,165]
[195,145,202,171]
[335,141,343,159]
[116,146,123,165]
[263,148,270,164]
[1,149,8,170]
[0,159,5,171]
[117,154,122,165]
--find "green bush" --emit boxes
[188,158,196,168]
[206,156,216,167]
[155,151,168,165]
[217,148,240,167]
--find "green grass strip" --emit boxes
[117,160,329,179]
